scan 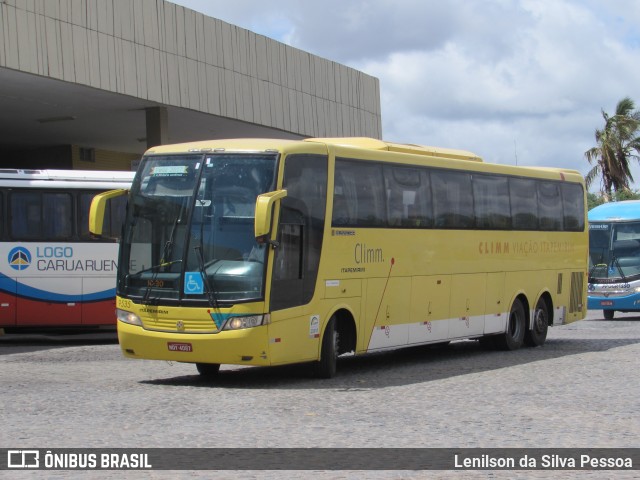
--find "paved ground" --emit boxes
[1,309,639,479]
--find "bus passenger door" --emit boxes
[268,154,328,365]
[449,273,486,338]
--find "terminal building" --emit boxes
[0,0,382,170]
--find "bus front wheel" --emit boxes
[495,298,526,351]
[315,317,339,379]
[196,362,221,378]
[603,310,615,320]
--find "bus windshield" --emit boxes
[120,153,277,304]
[589,222,640,281]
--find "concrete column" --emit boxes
[145,107,168,149]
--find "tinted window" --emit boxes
[384,166,432,228]
[510,178,538,230]
[79,192,127,240]
[562,183,585,231]
[538,181,563,231]
[329,158,584,233]
[473,174,511,229]
[432,170,474,228]
[10,191,72,240]
[272,154,328,310]
[43,193,72,239]
[333,159,385,227]
[10,192,41,239]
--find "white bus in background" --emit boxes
[0,169,133,329]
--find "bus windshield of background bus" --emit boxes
[589,222,640,280]
[121,153,277,303]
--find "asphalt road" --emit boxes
[1,309,639,479]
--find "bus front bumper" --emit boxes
[117,321,272,366]
[587,293,640,311]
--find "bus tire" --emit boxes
[525,298,548,347]
[603,310,615,320]
[315,317,338,379]
[196,362,221,378]
[495,298,526,351]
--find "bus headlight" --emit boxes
[117,308,142,326]
[223,314,270,331]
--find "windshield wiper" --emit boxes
[161,207,184,264]
[194,245,219,312]
[138,205,186,304]
[611,256,629,283]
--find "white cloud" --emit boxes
[170,0,640,185]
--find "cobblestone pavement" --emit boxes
[1,310,639,479]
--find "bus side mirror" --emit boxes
[89,189,129,236]
[254,190,287,240]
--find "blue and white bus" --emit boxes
[0,169,133,329]
[588,200,640,319]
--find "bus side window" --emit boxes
[562,183,585,231]
[79,192,95,239]
[332,172,355,226]
[0,192,3,239]
[333,159,385,227]
[384,166,431,228]
[431,170,474,229]
[510,178,538,230]
[43,193,72,239]
[107,194,128,238]
[473,174,511,230]
[10,191,41,239]
[538,181,563,231]
[273,205,305,281]
[80,191,127,241]
[271,154,328,311]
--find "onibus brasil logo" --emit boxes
[8,246,31,271]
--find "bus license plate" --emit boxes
[600,301,614,306]
[168,342,193,352]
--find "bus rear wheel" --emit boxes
[315,317,339,379]
[524,298,549,347]
[495,298,526,351]
[603,310,615,320]
[196,362,221,378]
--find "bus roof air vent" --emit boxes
[306,137,483,162]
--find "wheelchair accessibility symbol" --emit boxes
[184,272,204,294]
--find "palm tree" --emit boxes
[585,97,640,201]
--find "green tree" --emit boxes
[585,97,640,201]
[587,192,603,211]
[587,190,640,211]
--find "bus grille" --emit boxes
[569,271,584,313]
[142,317,218,333]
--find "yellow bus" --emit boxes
[91,137,587,378]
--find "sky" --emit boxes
[169,0,640,191]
